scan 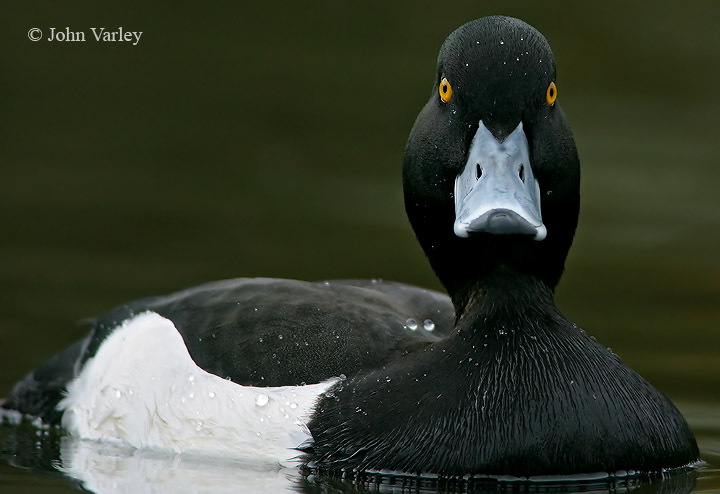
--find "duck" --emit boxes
[1,15,699,479]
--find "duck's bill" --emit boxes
[453,121,547,241]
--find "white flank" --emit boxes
[58,311,338,465]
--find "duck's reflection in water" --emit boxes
[56,435,698,494]
[58,436,300,494]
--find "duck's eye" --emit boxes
[439,77,453,103]
[546,81,557,106]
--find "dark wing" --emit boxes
[80,278,455,386]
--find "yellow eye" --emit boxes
[439,77,452,103]
[546,81,557,106]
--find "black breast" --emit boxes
[305,307,698,476]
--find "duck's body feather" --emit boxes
[4,278,454,424]
[306,272,697,475]
[59,311,339,463]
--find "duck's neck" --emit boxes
[450,265,561,337]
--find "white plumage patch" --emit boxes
[58,311,337,465]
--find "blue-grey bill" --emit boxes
[453,121,547,241]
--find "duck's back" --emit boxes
[3,278,454,424]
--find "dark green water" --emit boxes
[1,1,718,492]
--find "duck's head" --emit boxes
[403,16,580,306]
